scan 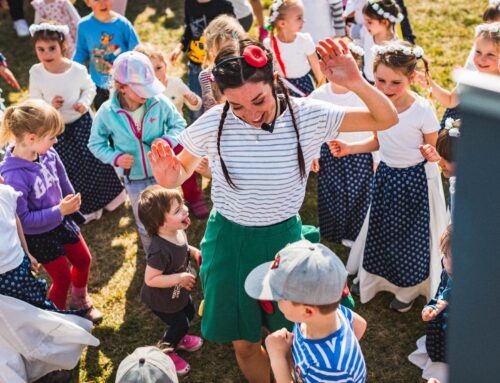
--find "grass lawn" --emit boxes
[0,0,484,382]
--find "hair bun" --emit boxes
[242,45,268,68]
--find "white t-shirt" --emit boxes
[179,97,345,226]
[378,94,440,168]
[29,61,96,124]
[0,184,24,274]
[302,0,335,43]
[359,27,398,83]
[344,0,366,25]
[265,32,316,79]
[163,76,202,113]
[228,0,252,19]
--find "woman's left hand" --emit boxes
[316,38,363,90]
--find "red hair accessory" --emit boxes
[242,45,268,68]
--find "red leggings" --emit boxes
[43,234,92,310]
[174,144,202,203]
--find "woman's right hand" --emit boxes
[117,154,135,169]
[51,95,64,109]
[148,141,181,187]
[59,193,81,216]
[177,272,196,291]
[328,139,351,157]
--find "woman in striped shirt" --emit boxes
[148,37,397,382]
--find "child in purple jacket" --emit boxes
[0,99,102,322]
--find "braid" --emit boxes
[277,77,306,179]
[420,56,432,98]
[217,102,238,189]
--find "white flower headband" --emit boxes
[368,0,404,24]
[269,0,285,23]
[475,23,500,36]
[348,43,365,56]
[371,44,424,58]
[29,23,69,37]
[445,118,461,138]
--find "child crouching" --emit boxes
[138,185,203,376]
[245,240,367,383]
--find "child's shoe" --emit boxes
[70,286,104,323]
[168,352,190,375]
[190,200,209,219]
[177,334,203,352]
[84,306,104,323]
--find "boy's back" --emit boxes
[291,305,366,383]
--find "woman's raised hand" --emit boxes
[316,38,363,90]
[148,140,181,187]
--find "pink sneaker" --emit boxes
[177,334,203,352]
[168,352,190,375]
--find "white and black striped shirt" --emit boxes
[179,97,344,226]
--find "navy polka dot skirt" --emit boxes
[363,161,430,287]
[285,74,315,97]
[25,217,80,264]
[318,144,373,243]
[54,112,124,215]
[426,269,449,363]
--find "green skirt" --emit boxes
[200,210,303,343]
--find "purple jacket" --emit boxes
[0,147,74,235]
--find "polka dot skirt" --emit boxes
[363,161,430,287]
[54,113,124,215]
[286,74,315,97]
[318,144,373,243]
[425,269,449,363]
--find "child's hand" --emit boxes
[183,92,199,106]
[51,96,64,109]
[177,272,196,291]
[310,159,320,173]
[422,306,438,321]
[169,46,182,64]
[436,299,448,312]
[73,102,88,114]
[419,144,441,162]
[117,154,135,170]
[189,246,202,267]
[265,328,293,359]
[195,157,212,179]
[28,253,41,274]
[59,193,81,216]
[328,139,350,157]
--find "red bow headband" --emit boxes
[214,45,268,72]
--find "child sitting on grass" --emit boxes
[245,240,367,382]
[138,185,203,376]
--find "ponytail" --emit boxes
[217,101,238,189]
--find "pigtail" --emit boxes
[0,106,15,146]
[420,56,433,99]
[277,77,306,179]
[217,101,238,189]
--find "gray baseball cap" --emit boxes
[116,346,178,383]
[245,240,348,305]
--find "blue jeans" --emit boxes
[123,177,157,254]
[187,61,204,121]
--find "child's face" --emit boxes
[25,133,58,154]
[34,40,64,65]
[374,64,412,105]
[160,199,191,232]
[279,5,305,34]
[150,56,168,85]
[473,37,499,75]
[119,84,148,108]
[438,157,455,178]
[277,300,304,322]
[363,15,388,36]
[443,253,452,277]
[87,0,113,16]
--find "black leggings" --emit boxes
[152,298,195,348]
[7,0,24,21]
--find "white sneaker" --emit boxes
[13,19,29,37]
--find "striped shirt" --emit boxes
[179,97,345,226]
[291,306,367,383]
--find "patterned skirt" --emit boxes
[25,217,81,264]
[54,112,124,215]
[318,144,373,243]
[363,161,430,287]
[285,73,315,97]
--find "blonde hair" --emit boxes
[269,0,302,32]
[440,225,453,259]
[134,43,167,65]
[204,15,246,66]
[0,99,64,146]
[475,22,500,48]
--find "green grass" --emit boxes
[0,0,484,381]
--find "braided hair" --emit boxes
[212,38,306,189]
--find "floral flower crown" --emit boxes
[475,22,500,36]
[269,0,285,23]
[371,44,424,58]
[444,118,461,138]
[29,23,69,38]
[368,0,404,24]
[348,43,365,56]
